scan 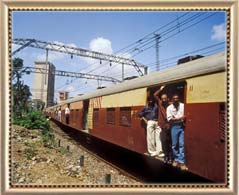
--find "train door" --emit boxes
[147,82,186,103]
[147,81,186,160]
[82,99,89,130]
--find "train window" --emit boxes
[106,108,115,125]
[93,108,99,123]
[219,103,226,142]
[119,107,131,127]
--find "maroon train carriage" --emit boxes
[46,52,226,183]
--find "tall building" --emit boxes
[32,61,55,108]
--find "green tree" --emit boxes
[12,57,32,118]
[12,57,24,82]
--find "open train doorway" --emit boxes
[147,81,186,104]
[82,99,89,130]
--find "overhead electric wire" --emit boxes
[77,45,224,92]
[55,12,197,90]
[130,12,218,58]
[120,12,204,55]
[112,12,190,55]
[71,13,223,93]
[147,41,225,65]
[99,12,217,76]
[108,42,225,78]
[86,12,200,74]
[56,12,221,94]
[74,12,191,74]
[69,12,191,75]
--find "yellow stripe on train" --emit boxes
[186,72,226,103]
[101,87,147,108]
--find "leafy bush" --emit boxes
[13,111,55,148]
[13,111,50,130]
[42,129,55,148]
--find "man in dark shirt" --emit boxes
[138,99,164,157]
[154,85,173,163]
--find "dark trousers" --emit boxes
[161,129,173,160]
[66,114,70,125]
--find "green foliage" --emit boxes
[24,143,37,160]
[58,147,69,155]
[13,111,55,148]
[13,111,49,130]
[12,57,32,117]
[12,57,24,81]
[42,129,55,148]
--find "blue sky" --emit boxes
[12,11,226,100]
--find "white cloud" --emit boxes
[51,38,140,97]
[84,37,113,66]
[89,37,113,54]
[211,23,226,42]
[82,37,136,78]
[81,37,139,85]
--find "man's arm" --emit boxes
[138,107,146,118]
[166,106,173,122]
[170,116,185,121]
[138,108,148,124]
[153,85,166,102]
[141,117,148,124]
[167,106,185,122]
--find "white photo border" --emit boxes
[0,0,238,194]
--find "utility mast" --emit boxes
[154,34,161,71]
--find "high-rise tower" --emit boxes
[32,61,55,107]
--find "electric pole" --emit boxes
[154,34,161,71]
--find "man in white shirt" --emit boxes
[65,104,70,125]
[58,108,62,122]
[166,94,187,170]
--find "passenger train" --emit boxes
[45,52,226,183]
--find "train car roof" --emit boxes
[49,52,226,108]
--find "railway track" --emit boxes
[51,119,213,184]
[50,120,140,183]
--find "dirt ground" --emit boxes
[11,123,141,185]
